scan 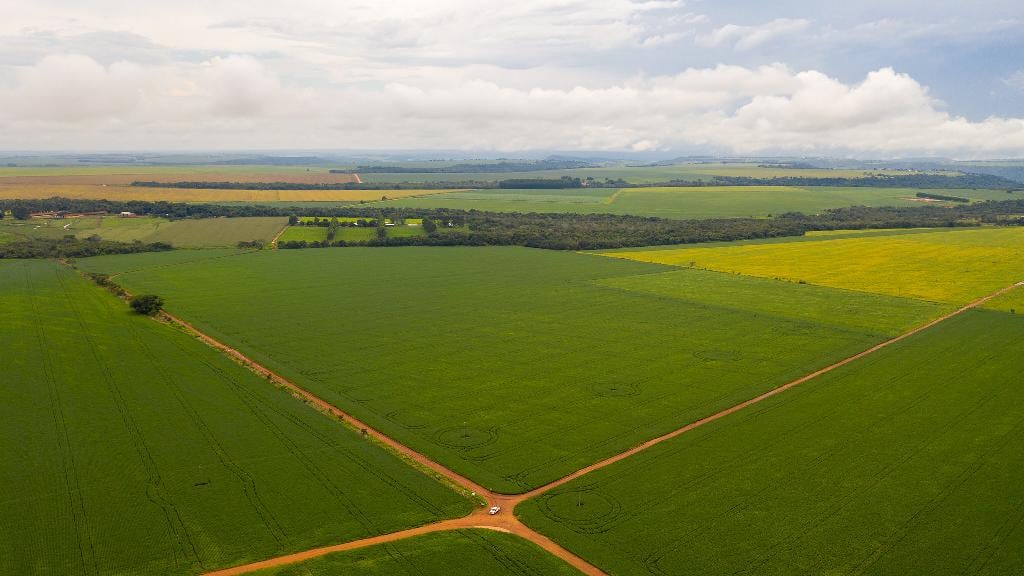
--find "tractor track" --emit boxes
[144,280,1023,576]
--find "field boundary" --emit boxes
[153,276,1023,575]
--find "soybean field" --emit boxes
[78,247,944,493]
[518,306,1024,575]
[0,260,471,575]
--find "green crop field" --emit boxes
[0,215,287,247]
[277,225,425,243]
[277,226,331,242]
[354,162,888,185]
[252,529,581,575]
[79,247,944,493]
[370,186,1009,219]
[518,306,1024,575]
[0,260,471,575]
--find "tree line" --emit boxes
[131,172,1020,191]
[665,172,1019,190]
[0,236,173,259]
[5,196,1024,252]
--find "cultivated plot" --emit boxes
[518,307,1024,575]
[371,186,1008,219]
[0,215,287,247]
[250,530,582,576]
[0,260,471,576]
[80,247,944,493]
[602,226,1024,304]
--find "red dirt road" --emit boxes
[184,281,1022,576]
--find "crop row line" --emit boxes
[75,257,1019,576]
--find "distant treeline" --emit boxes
[916,192,969,203]
[279,203,1024,250]
[498,177,583,189]
[5,197,1024,251]
[130,180,494,191]
[667,172,1018,190]
[0,237,173,259]
[335,159,595,173]
[133,171,1020,192]
[132,178,604,190]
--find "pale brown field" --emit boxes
[0,184,454,203]
[0,171,359,186]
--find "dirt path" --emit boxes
[186,281,1022,576]
[270,223,289,248]
[353,173,363,184]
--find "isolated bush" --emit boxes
[130,294,164,316]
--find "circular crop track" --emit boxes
[693,349,743,362]
[384,408,431,429]
[432,425,500,450]
[590,382,641,397]
[536,489,623,534]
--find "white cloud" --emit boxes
[697,18,811,51]
[1005,70,1024,93]
[2,56,1022,156]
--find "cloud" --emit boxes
[1005,70,1024,93]
[0,54,311,126]
[2,55,1022,156]
[697,18,811,51]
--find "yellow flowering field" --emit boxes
[600,227,1024,304]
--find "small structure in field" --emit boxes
[119,211,138,218]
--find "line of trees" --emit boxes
[337,158,595,173]
[131,172,1020,192]
[916,192,970,203]
[497,177,583,189]
[5,196,1024,252]
[663,172,1019,190]
[0,236,174,259]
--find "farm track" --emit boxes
[165,281,1023,576]
[270,223,289,248]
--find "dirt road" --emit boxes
[185,281,1022,576]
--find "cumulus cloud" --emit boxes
[697,18,811,51]
[0,54,312,126]
[2,55,1022,156]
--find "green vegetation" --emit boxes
[0,236,173,259]
[370,186,1011,219]
[129,293,164,315]
[0,260,472,575]
[0,214,286,247]
[519,308,1024,576]
[917,191,969,203]
[252,530,582,575]
[80,247,943,493]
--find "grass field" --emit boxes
[354,163,891,185]
[252,530,581,575]
[370,186,1010,219]
[0,260,472,575]
[600,226,1024,304]
[278,225,426,243]
[0,215,287,247]
[79,247,944,493]
[518,307,1024,575]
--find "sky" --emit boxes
[1,0,1023,157]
